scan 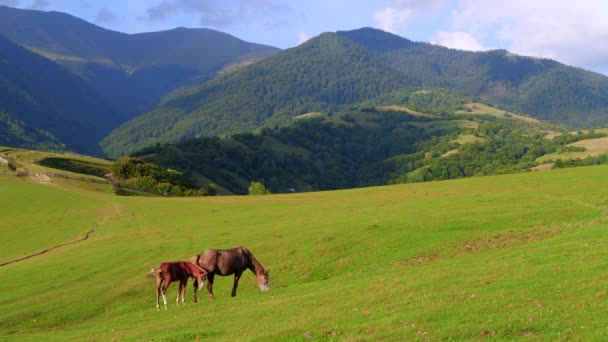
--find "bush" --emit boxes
[248,181,271,195]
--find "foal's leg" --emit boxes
[180,279,187,305]
[231,271,243,297]
[162,282,169,310]
[176,282,181,306]
[206,273,216,300]
[156,277,162,311]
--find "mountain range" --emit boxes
[103,27,608,156]
[0,5,279,153]
[1,6,608,159]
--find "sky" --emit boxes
[2,0,608,75]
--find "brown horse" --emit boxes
[191,246,269,301]
[150,261,207,311]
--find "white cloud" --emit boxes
[434,31,485,51]
[449,0,608,72]
[297,32,310,45]
[0,0,19,6]
[27,0,48,10]
[371,0,608,73]
[373,0,446,33]
[146,0,301,29]
[95,7,118,24]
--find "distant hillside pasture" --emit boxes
[2,164,608,339]
[456,103,540,123]
[537,136,608,162]
[294,112,324,120]
[375,105,440,119]
[0,147,111,181]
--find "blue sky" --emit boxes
[3,0,608,74]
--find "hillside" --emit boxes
[0,5,280,117]
[132,109,437,194]
[125,92,585,194]
[0,35,121,155]
[2,157,608,339]
[102,28,608,156]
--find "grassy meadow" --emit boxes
[2,161,608,340]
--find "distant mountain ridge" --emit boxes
[345,28,608,127]
[102,27,608,156]
[0,5,281,116]
[0,35,120,154]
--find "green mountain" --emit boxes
[130,91,578,194]
[0,35,121,154]
[101,32,406,156]
[348,28,608,127]
[0,5,280,116]
[102,28,608,157]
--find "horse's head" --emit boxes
[257,270,269,291]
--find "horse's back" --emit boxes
[193,247,249,276]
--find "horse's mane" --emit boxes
[240,246,265,273]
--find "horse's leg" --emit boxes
[231,271,242,297]
[193,279,199,303]
[207,273,216,300]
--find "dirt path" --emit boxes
[0,228,95,267]
[1,203,132,267]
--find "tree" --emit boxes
[248,181,271,195]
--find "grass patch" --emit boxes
[2,165,608,340]
[294,112,323,120]
[457,103,540,123]
[375,105,440,118]
[37,157,110,178]
[0,147,111,180]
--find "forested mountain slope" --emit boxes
[0,35,119,154]
[103,28,608,156]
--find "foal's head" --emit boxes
[257,270,270,291]
[192,264,207,291]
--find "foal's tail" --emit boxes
[148,268,160,279]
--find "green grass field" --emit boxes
[2,160,608,340]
